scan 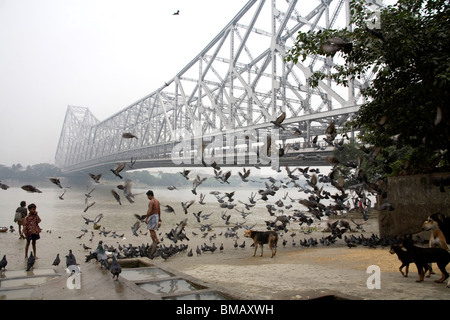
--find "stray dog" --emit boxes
[422,216,449,250]
[244,230,278,258]
[402,236,450,283]
[429,212,450,244]
[389,244,431,278]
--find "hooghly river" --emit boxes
[0,166,350,234]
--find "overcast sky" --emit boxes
[0,0,246,167]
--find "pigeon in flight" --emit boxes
[21,185,42,193]
[131,220,141,237]
[128,157,137,169]
[180,169,190,180]
[83,198,96,212]
[85,187,95,198]
[82,213,103,226]
[49,178,63,188]
[164,205,176,214]
[181,200,195,214]
[270,111,286,130]
[122,132,138,139]
[110,162,126,179]
[238,168,251,182]
[111,189,122,205]
[89,173,102,183]
[320,37,353,55]
[173,10,180,15]
[0,181,9,190]
[123,179,136,203]
[58,189,66,200]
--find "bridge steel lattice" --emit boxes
[55,0,383,173]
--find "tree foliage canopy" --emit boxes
[286,0,450,173]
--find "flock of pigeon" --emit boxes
[0,114,398,281]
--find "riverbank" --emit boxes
[1,214,450,300]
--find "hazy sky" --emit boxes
[0,0,245,167]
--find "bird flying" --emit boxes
[21,185,42,193]
[122,132,138,139]
[89,173,102,183]
[270,111,286,130]
[320,37,353,55]
[181,200,195,214]
[111,189,122,205]
[110,162,126,179]
[49,178,63,188]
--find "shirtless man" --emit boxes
[144,190,161,248]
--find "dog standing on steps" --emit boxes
[422,216,449,250]
[244,230,278,258]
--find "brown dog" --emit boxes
[244,230,278,258]
[422,216,449,250]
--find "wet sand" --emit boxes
[1,215,450,300]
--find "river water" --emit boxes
[0,166,345,234]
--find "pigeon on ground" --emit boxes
[109,255,122,280]
[52,253,60,266]
[26,252,35,271]
[66,250,77,268]
[0,255,7,271]
[94,241,109,269]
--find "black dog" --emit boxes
[389,244,432,278]
[402,236,450,283]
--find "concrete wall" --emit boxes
[377,172,450,238]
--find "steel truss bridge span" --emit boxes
[55,0,383,174]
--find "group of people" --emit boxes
[13,189,162,260]
[14,200,41,259]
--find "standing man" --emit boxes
[145,190,161,255]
